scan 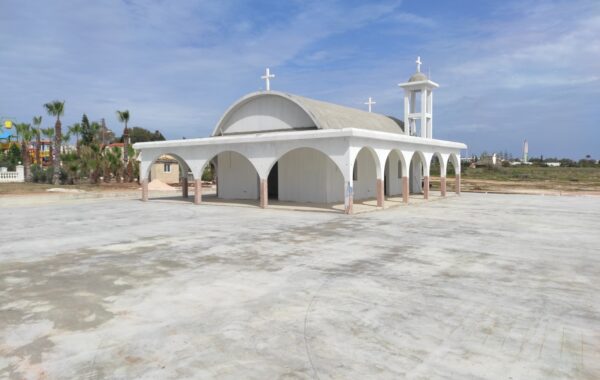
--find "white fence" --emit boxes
[0,165,24,183]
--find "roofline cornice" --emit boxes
[134,128,467,150]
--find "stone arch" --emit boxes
[448,153,460,175]
[201,150,261,201]
[265,146,346,180]
[199,148,260,178]
[448,152,461,195]
[408,151,429,197]
[429,152,447,197]
[265,147,345,204]
[144,152,194,182]
[352,146,380,201]
[142,152,195,201]
[430,152,447,177]
[383,149,408,198]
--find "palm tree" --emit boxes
[116,110,130,162]
[42,127,55,166]
[90,121,102,143]
[61,131,71,154]
[79,144,103,184]
[32,116,42,165]
[44,100,65,184]
[69,123,82,153]
[106,146,124,182]
[15,123,35,181]
[61,151,80,184]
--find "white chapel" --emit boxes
[134,58,466,214]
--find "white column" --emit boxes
[420,90,427,138]
[427,91,433,138]
[403,91,410,135]
[15,165,24,182]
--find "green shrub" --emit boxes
[31,164,46,183]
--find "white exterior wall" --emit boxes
[277,148,344,203]
[353,149,377,200]
[386,151,403,196]
[216,151,258,200]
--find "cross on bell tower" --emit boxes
[398,57,439,138]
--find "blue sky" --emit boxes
[1,0,598,159]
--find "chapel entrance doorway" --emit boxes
[268,162,279,199]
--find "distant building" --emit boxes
[150,155,180,184]
[545,162,561,167]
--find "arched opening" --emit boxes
[448,153,460,194]
[409,151,426,196]
[266,147,344,204]
[203,150,260,201]
[383,149,406,204]
[144,153,194,202]
[429,152,445,197]
[352,147,379,201]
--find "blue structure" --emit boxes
[0,129,16,142]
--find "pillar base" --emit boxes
[194,179,202,205]
[142,179,148,202]
[456,174,461,195]
[345,195,353,214]
[423,176,429,200]
[182,177,188,198]
[260,179,268,208]
[441,177,447,197]
[345,182,354,214]
[402,176,409,204]
[376,178,384,208]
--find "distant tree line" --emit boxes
[0,100,166,185]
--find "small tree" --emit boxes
[106,146,124,182]
[81,114,94,146]
[116,110,131,180]
[15,123,35,181]
[43,100,65,185]
[33,116,42,165]
[69,123,82,153]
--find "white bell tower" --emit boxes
[398,57,439,138]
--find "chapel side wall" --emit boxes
[353,149,377,200]
[217,151,258,200]
[277,148,329,203]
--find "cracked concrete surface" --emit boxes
[1,193,599,379]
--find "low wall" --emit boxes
[0,165,24,183]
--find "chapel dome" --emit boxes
[409,72,428,82]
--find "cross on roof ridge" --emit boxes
[364,97,376,113]
[261,67,275,91]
